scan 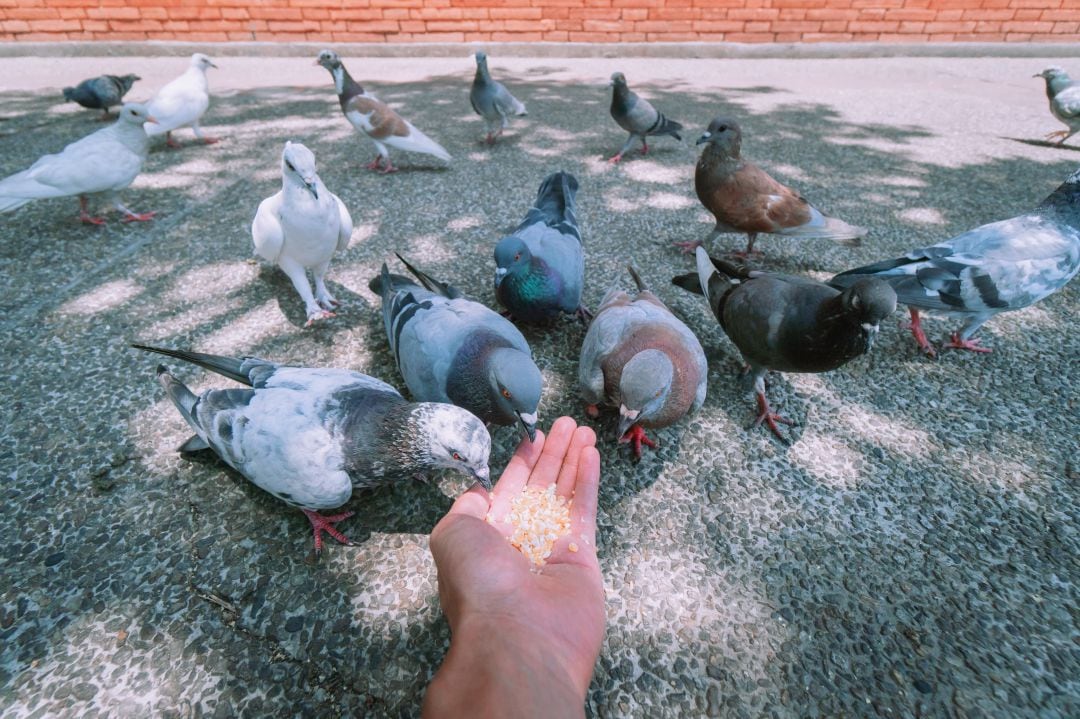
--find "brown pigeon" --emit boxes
[676,117,865,256]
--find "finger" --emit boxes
[445,482,491,520]
[526,416,578,491]
[488,429,546,521]
[569,446,600,548]
[555,424,597,500]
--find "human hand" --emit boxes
[423,416,604,718]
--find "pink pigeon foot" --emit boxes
[1045,130,1069,144]
[619,424,657,459]
[366,156,384,171]
[379,163,398,174]
[165,133,182,149]
[753,391,794,443]
[201,136,221,145]
[121,211,157,223]
[639,141,649,155]
[584,404,600,419]
[301,509,354,556]
[899,307,937,357]
[673,239,703,254]
[575,304,593,324]
[78,197,106,225]
[485,133,496,145]
[608,153,623,164]
[304,310,336,327]
[943,333,992,354]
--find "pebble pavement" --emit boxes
[0,54,1077,718]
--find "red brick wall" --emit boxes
[1,1,1077,44]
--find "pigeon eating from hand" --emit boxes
[607,72,683,164]
[0,102,157,225]
[470,51,527,145]
[145,53,218,148]
[133,345,492,555]
[369,254,543,442]
[674,248,896,442]
[579,266,707,459]
[316,49,451,173]
[494,171,589,324]
[830,166,1080,356]
[676,117,865,257]
[252,141,353,327]
[62,74,140,120]
[1034,66,1080,146]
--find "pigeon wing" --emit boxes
[251,193,285,262]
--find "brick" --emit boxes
[8,8,60,20]
[85,7,140,20]
[0,20,31,32]
[542,30,570,40]
[267,20,321,32]
[923,21,977,33]
[248,8,303,20]
[1052,21,1079,33]
[622,9,648,20]
[728,9,779,20]
[410,7,461,19]
[801,32,855,41]
[806,9,858,21]
[582,19,622,32]
[329,9,383,20]
[1002,20,1054,32]
[744,21,769,31]
[1042,10,1080,21]
[567,30,618,40]
[491,31,543,40]
[648,8,698,20]
[847,20,899,32]
[489,7,541,19]
[634,20,692,32]
[693,20,744,32]
[1004,32,1032,41]
[57,8,86,19]
[724,32,776,42]
[820,20,848,32]
[884,9,937,21]
[771,20,822,32]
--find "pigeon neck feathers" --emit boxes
[1040,169,1080,219]
[332,64,364,103]
[337,393,441,480]
[444,331,518,421]
[1042,72,1073,99]
[610,82,635,117]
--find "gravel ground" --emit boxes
[0,54,1077,718]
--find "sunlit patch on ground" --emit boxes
[56,278,143,316]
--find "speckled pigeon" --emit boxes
[369,254,543,442]
[494,171,589,324]
[1034,67,1080,146]
[676,117,865,256]
[317,49,450,173]
[144,53,218,148]
[63,74,140,120]
[830,166,1080,356]
[607,72,683,164]
[133,345,492,555]
[252,141,353,327]
[0,103,157,224]
[579,266,707,458]
[470,51,527,144]
[674,247,896,442]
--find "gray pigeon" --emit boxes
[608,72,683,164]
[470,51,527,144]
[494,171,589,323]
[674,247,896,442]
[579,266,707,458]
[133,345,492,555]
[830,166,1080,356]
[252,141,353,326]
[63,74,140,119]
[676,117,865,256]
[369,254,543,442]
[1034,67,1080,146]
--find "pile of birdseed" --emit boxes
[488,485,572,566]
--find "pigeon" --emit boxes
[133,345,492,555]
[0,102,157,225]
[830,166,1080,356]
[469,51,527,145]
[316,49,451,173]
[62,74,140,120]
[676,117,865,257]
[369,254,543,442]
[674,247,896,442]
[494,171,590,324]
[144,53,218,148]
[607,72,683,164]
[1034,67,1080,146]
[252,141,353,327]
[579,266,707,458]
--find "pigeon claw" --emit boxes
[121,211,157,223]
[607,153,623,164]
[201,136,221,145]
[302,509,355,556]
[584,403,600,419]
[575,304,593,325]
[672,239,702,255]
[379,163,398,175]
[1045,129,1069,144]
[753,392,794,443]
[365,156,383,171]
[900,308,937,358]
[304,310,336,327]
[618,424,657,460]
[165,136,182,149]
[78,213,106,226]
[943,333,992,354]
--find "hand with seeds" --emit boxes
[423,416,603,719]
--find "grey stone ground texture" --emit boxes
[0,54,1077,718]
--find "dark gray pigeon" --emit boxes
[830,166,1080,356]
[63,74,140,119]
[369,254,543,442]
[133,345,492,555]
[579,266,707,459]
[674,247,896,442]
[1034,67,1080,146]
[607,72,683,163]
[494,171,588,324]
[470,51,527,144]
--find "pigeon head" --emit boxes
[840,278,897,342]
[475,51,488,65]
[119,74,141,93]
[609,72,627,89]
[1034,66,1072,94]
[281,141,320,200]
[696,117,742,157]
[493,235,531,287]
[120,102,157,125]
[414,403,493,491]
[191,53,217,71]
[488,348,542,442]
[617,349,674,438]
[316,49,342,70]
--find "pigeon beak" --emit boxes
[861,322,880,349]
[472,465,492,492]
[617,405,640,439]
[696,132,711,145]
[494,267,508,284]
[517,411,537,443]
[209,61,218,69]
[304,180,318,200]
[145,115,159,124]
[314,60,322,66]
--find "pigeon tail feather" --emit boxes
[133,344,255,386]
[154,364,201,433]
[394,253,460,298]
[529,171,579,236]
[627,265,648,292]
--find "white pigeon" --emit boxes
[252,141,353,326]
[0,102,157,225]
[316,49,451,173]
[1034,66,1080,146]
[145,53,218,148]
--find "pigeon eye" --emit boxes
[285,161,295,171]
[654,390,662,398]
[452,451,462,461]
[514,253,521,262]
[501,389,512,399]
